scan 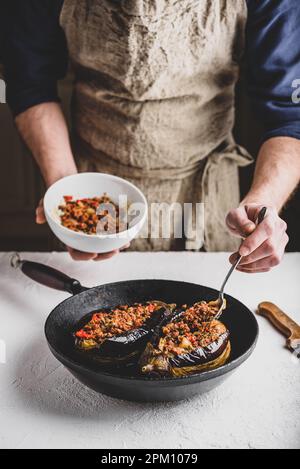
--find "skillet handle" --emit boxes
[11,253,87,295]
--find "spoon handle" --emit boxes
[256,206,268,225]
[219,206,267,301]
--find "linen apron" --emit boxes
[60,0,253,251]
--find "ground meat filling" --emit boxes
[159,303,226,356]
[59,195,127,235]
[75,303,161,345]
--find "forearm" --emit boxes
[15,102,77,187]
[242,137,300,212]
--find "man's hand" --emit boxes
[36,199,128,261]
[225,136,300,274]
[226,204,289,273]
[15,103,128,261]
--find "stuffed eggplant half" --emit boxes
[139,301,231,377]
[74,301,174,364]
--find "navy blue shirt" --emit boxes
[1,0,300,143]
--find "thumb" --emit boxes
[36,198,46,224]
[226,207,256,238]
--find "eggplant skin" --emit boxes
[75,328,153,365]
[74,302,174,365]
[140,320,231,377]
[168,341,231,377]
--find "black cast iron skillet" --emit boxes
[13,256,259,402]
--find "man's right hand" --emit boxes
[36,199,126,261]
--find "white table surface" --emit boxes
[0,251,299,449]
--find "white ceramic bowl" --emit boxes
[44,173,148,253]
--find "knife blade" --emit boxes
[257,302,300,358]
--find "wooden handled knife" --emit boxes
[257,302,300,357]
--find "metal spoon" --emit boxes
[213,206,267,320]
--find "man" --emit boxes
[1,0,300,272]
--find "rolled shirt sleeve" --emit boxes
[246,0,300,142]
[1,0,67,116]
